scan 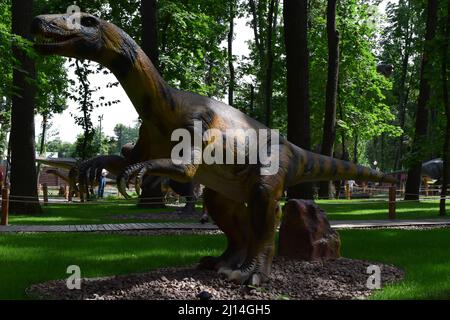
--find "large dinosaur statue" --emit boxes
[31,13,396,285]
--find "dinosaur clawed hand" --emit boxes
[117,161,151,199]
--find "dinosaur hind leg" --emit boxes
[228,180,283,286]
[197,188,248,272]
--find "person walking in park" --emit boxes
[346,179,358,198]
[97,169,108,198]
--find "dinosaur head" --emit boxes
[31,13,139,74]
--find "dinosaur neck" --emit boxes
[103,44,174,123]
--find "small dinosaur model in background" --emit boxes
[36,157,81,197]
[78,143,201,213]
[421,158,443,183]
[37,144,199,213]
[45,168,78,197]
[32,13,396,285]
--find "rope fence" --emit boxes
[2,182,450,226]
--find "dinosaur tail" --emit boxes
[288,147,397,186]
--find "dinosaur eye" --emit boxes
[81,16,98,28]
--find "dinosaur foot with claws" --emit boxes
[198,224,273,286]
[197,247,247,272]
[222,245,274,286]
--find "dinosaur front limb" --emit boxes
[117,159,198,199]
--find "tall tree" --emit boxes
[249,0,264,66]
[9,0,42,215]
[71,60,96,161]
[319,0,340,199]
[139,0,164,208]
[392,0,414,170]
[228,0,235,106]
[404,0,438,201]
[263,0,279,126]
[284,0,314,199]
[246,0,281,124]
[140,0,159,69]
[439,0,450,216]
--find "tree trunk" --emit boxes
[36,114,48,175]
[228,0,235,106]
[264,0,279,127]
[138,176,166,209]
[9,0,42,215]
[159,13,171,73]
[319,0,340,199]
[439,0,450,216]
[249,0,264,122]
[205,51,214,98]
[74,60,92,161]
[249,0,264,66]
[380,133,385,169]
[38,115,47,157]
[394,21,412,170]
[139,0,164,204]
[284,0,314,200]
[249,84,255,114]
[140,0,159,69]
[404,0,438,201]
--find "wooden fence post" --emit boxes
[1,187,9,226]
[43,183,49,206]
[389,185,396,220]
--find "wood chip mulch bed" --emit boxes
[26,257,404,300]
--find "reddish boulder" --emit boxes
[278,199,340,260]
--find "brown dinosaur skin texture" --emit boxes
[31,13,396,285]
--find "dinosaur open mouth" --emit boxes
[34,32,76,46]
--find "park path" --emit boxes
[0,219,449,233]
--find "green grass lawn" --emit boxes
[0,233,225,299]
[6,198,450,225]
[0,228,449,300]
[340,229,450,299]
